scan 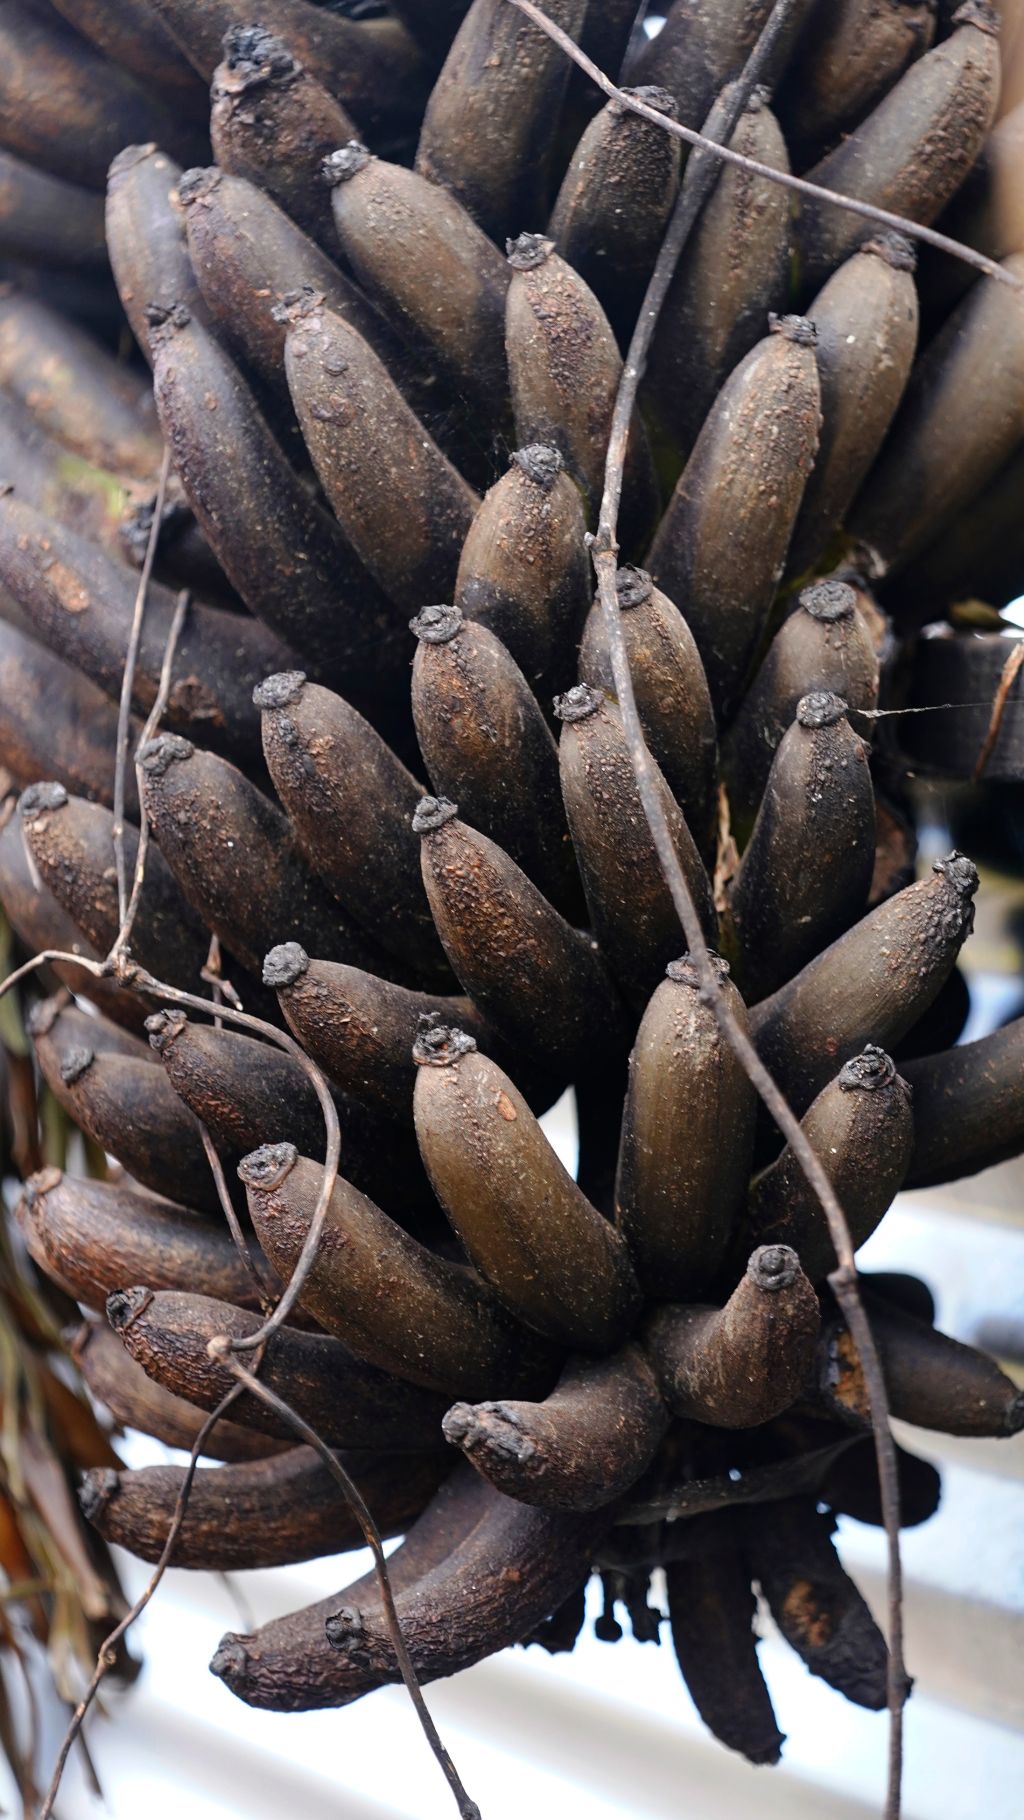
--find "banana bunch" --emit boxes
[0,0,1022,1784]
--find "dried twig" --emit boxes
[36,1386,245,1820]
[109,587,191,969]
[120,969,343,1349]
[506,1,909,1811]
[111,446,173,929]
[510,0,1024,295]
[218,1354,482,1820]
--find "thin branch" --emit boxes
[111,447,173,930]
[506,1,909,1811]
[199,1125,278,1311]
[218,1354,481,1820]
[112,968,342,1350]
[194,936,277,1306]
[109,588,190,968]
[36,1385,245,1820]
[509,0,1023,295]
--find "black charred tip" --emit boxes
[839,1044,897,1093]
[441,1402,476,1448]
[412,795,458,835]
[862,231,917,273]
[666,953,730,989]
[621,84,678,117]
[145,300,191,341]
[138,732,194,774]
[614,565,652,609]
[799,580,856,623]
[1005,1391,1024,1437]
[506,232,554,270]
[271,284,324,327]
[19,780,68,820]
[412,1018,477,1067]
[238,1142,298,1190]
[59,1045,95,1086]
[748,1244,801,1292]
[106,1286,153,1332]
[210,1634,250,1684]
[145,1008,188,1054]
[769,312,817,347]
[324,1604,364,1651]
[254,670,306,711]
[744,1729,786,1767]
[410,603,463,644]
[444,1400,532,1463]
[797,690,847,729]
[263,941,309,989]
[79,1467,119,1524]
[554,682,603,724]
[512,444,563,489]
[176,166,221,206]
[220,24,297,83]
[322,141,372,187]
[933,850,979,898]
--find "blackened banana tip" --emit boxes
[614,565,653,609]
[412,795,458,835]
[511,444,562,489]
[665,954,730,988]
[145,1008,187,1054]
[934,851,979,898]
[839,1045,898,1092]
[19,780,68,820]
[263,942,309,989]
[106,1286,153,1332]
[138,732,194,773]
[238,1141,298,1190]
[270,286,320,329]
[506,233,554,270]
[321,141,372,187]
[324,1605,364,1652]
[553,683,603,723]
[253,670,307,711]
[144,301,192,346]
[1006,1392,1024,1437]
[210,1635,250,1684]
[441,1401,475,1447]
[410,603,462,644]
[622,84,678,117]
[79,1467,119,1524]
[747,1245,801,1292]
[59,1046,95,1086]
[769,313,817,348]
[412,1018,477,1066]
[219,24,296,83]
[176,166,220,207]
[863,231,917,273]
[799,580,856,622]
[797,691,848,728]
